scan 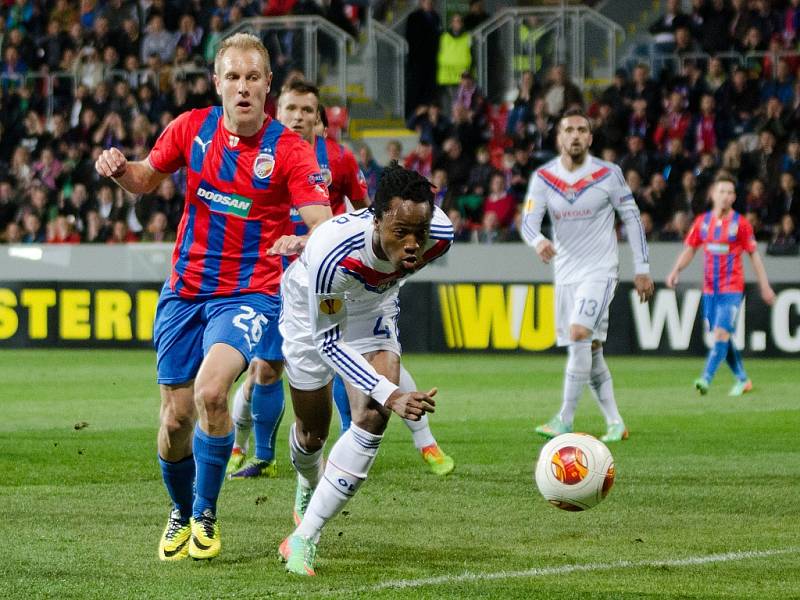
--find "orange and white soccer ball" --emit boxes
[534,433,615,511]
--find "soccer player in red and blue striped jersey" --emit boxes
[95,33,332,561]
[667,174,775,396]
[225,80,369,480]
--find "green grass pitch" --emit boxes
[1,350,799,599]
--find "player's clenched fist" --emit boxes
[535,239,557,264]
[95,147,128,178]
[385,387,437,421]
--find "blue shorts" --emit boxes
[153,283,283,385]
[702,293,743,333]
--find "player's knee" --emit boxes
[194,381,229,418]
[294,424,327,452]
[591,340,602,351]
[251,358,283,385]
[713,328,731,342]
[351,407,388,434]
[161,406,194,438]
[569,325,592,342]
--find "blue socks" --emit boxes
[251,380,284,461]
[332,375,351,434]
[159,455,195,522]
[192,426,234,518]
[702,340,729,383]
[725,340,747,381]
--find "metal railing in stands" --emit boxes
[624,48,800,80]
[370,20,407,117]
[221,16,349,104]
[0,66,211,120]
[470,6,624,103]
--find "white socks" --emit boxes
[296,423,382,543]
[231,384,252,451]
[558,340,592,426]
[289,422,324,490]
[589,346,623,425]
[398,365,436,449]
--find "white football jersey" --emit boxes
[281,207,453,404]
[521,155,650,284]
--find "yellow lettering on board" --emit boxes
[136,290,159,341]
[518,284,556,351]
[20,289,57,339]
[0,289,19,339]
[60,289,91,339]
[95,290,133,340]
[453,284,516,349]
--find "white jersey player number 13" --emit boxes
[521,109,654,444]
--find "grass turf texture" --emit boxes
[1,350,798,599]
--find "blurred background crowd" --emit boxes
[0,0,798,256]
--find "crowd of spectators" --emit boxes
[397,0,798,253]
[0,0,368,245]
[0,0,798,256]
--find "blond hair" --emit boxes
[214,32,271,76]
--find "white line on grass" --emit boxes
[326,547,798,594]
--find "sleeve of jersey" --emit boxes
[286,141,331,209]
[685,216,703,248]
[343,150,368,203]
[739,218,758,253]
[424,206,454,262]
[307,250,398,405]
[520,173,548,248]
[609,166,650,275]
[147,111,191,173]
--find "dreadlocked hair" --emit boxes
[372,161,434,219]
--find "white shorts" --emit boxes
[555,278,617,346]
[279,295,402,391]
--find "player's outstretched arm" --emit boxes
[384,387,437,421]
[748,249,776,305]
[269,204,333,255]
[666,246,697,288]
[94,148,169,195]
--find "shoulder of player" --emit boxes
[273,122,307,152]
[165,106,217,136]
[734,211,753,231]
[309,212,370,251]
[533,157,560,179]
[590,156,625,180]
[430,206,455,241]
[306,217,369,287]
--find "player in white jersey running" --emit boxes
[522,108,654,442]
[227,84,454,477]
[277,164,453,575]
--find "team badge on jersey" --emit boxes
[320,167,333,187]
[319,298,343,314]
[253,152,275,179]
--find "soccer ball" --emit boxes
[534,433,615,511]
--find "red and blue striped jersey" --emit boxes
[685,210,756,294]
[148,107,330,299]
[289,135,368,237]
